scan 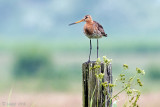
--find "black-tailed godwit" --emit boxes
[69,15,107,62]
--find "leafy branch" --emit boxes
[91,56,145,107]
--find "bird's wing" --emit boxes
[94,21,107,37]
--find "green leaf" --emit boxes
[123,64,129,70]
[113,100,118,107]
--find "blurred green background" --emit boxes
[0,0,160,106]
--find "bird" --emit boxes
[69,15,107,62]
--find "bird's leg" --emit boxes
[88,39,92,62]
[97,39,99,59]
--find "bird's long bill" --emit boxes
[69,19,84,26]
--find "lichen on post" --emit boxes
[82,61,112,107]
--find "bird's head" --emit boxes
[84,15,92,22]
[69,15,93,26]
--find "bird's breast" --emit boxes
[84,23,102,39]
[84,24,94,35]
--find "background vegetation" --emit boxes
[0,0,160,106]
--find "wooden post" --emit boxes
[82,61,112,107]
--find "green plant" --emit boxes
[147,65,160,80]
[7,88,13,107]
[13,48,54,78]
[91,56,145,107]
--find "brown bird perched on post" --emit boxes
[69,15,107,62]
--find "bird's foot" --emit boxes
[87,59,90,63]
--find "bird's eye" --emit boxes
[85,16,88,19]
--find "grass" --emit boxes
[0,37,160,93]
[0,38,159,107]
[7,88,13,107]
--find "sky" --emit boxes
[0,0,160,40]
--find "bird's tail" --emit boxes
[104,34,107,37]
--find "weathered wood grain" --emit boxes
[82,61,112,107]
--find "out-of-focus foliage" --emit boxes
[0,0,160,93]
[13,47,54,79]
[147,65,160,80]
[0,0,160,39]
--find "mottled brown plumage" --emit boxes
[94,21,107,37]
[83,15,107,39]
[69,15,107,61]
